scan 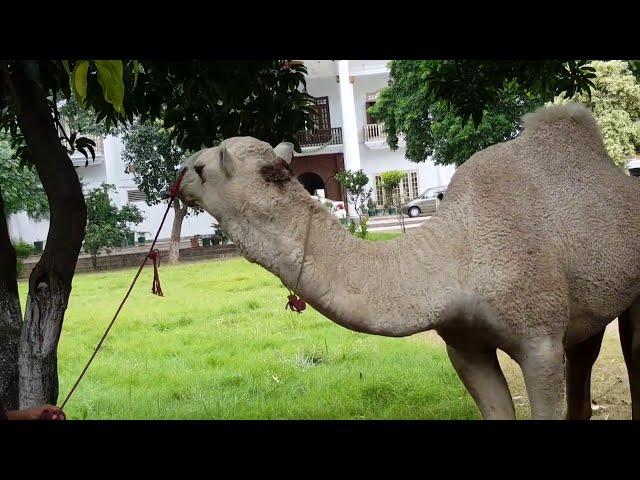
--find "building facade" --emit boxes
[290,60,455,211]
[8,60,456,246]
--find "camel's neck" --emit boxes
[223,188,460,337]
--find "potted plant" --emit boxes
[367,198,376,217]
[334,169,373,223]
[137,231,150,245]
[126,231,135,247]
[211,223,229,245]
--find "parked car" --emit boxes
[629,158,640,177]
[401,186,448,218]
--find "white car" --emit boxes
[629,158,640,177]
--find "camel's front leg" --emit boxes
[446,345,516,420]
[518,336,566,420]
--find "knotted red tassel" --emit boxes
[148,249,163,297]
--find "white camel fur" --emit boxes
[176,103,640,420]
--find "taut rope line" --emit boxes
[60,171,185,410]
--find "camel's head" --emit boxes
[175,136,296,220]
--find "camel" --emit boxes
[176,103,640,420]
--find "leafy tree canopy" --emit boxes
[395,60,597,127]
[0,134,48,220]
[83,183,144,267]
[370,61,545,166]
[553,60,640,168]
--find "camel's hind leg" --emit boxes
[446,345,516,420]
[565,329,606,420]
[619,298,640,420]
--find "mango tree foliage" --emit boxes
[553,60,640,169]
[370,61,545,166]
[0,59,137,410]
[0,59,316,410]
[407,60,596,127]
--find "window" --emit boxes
[374,170,420,206]
[313,96,331,130]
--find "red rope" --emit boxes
[149,249,163,297]
[60,170,185,409]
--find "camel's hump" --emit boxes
[521,103,602,141]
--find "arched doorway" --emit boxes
[297,172,325,196]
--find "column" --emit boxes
[338,60,361,174]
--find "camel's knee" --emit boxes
[518,337,566,420]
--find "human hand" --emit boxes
[11,404,66,420]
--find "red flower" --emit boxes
[337,203,344,209]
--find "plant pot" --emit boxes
[190,238,200,248]
[138,236,146,245]
[126,232,135,246]
[202,237,211,247]
[33,241,43,253]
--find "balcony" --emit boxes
[364,122,405,150]
[296,127,343,150]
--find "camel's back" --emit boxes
[439,103,640,324]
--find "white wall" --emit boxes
[99,134,219,241]
[9,134,220,247]
[7,212,49,245]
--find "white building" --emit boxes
[8,60,456,247]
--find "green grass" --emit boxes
[366,232,402,242]
[17,235,479,420]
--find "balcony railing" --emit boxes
[296,127,343,148]
[364,122,386,143]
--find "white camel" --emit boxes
[176,103,640,420]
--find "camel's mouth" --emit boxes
[180,193,200,208]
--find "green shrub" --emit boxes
[13,238,35,276]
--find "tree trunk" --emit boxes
[168,200,187,265]
[9,63,87,407]
[0,188,21,410]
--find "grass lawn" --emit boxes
[18,231,481,420]
[17,230,632,420]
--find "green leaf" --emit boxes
[86,144,96,162]
[94,60,126,115]
[72,60,90,107]
[62,60,71,76]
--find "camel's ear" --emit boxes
[273,142,294,164]
[218,145,234,178]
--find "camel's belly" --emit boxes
[565,311,613,347]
